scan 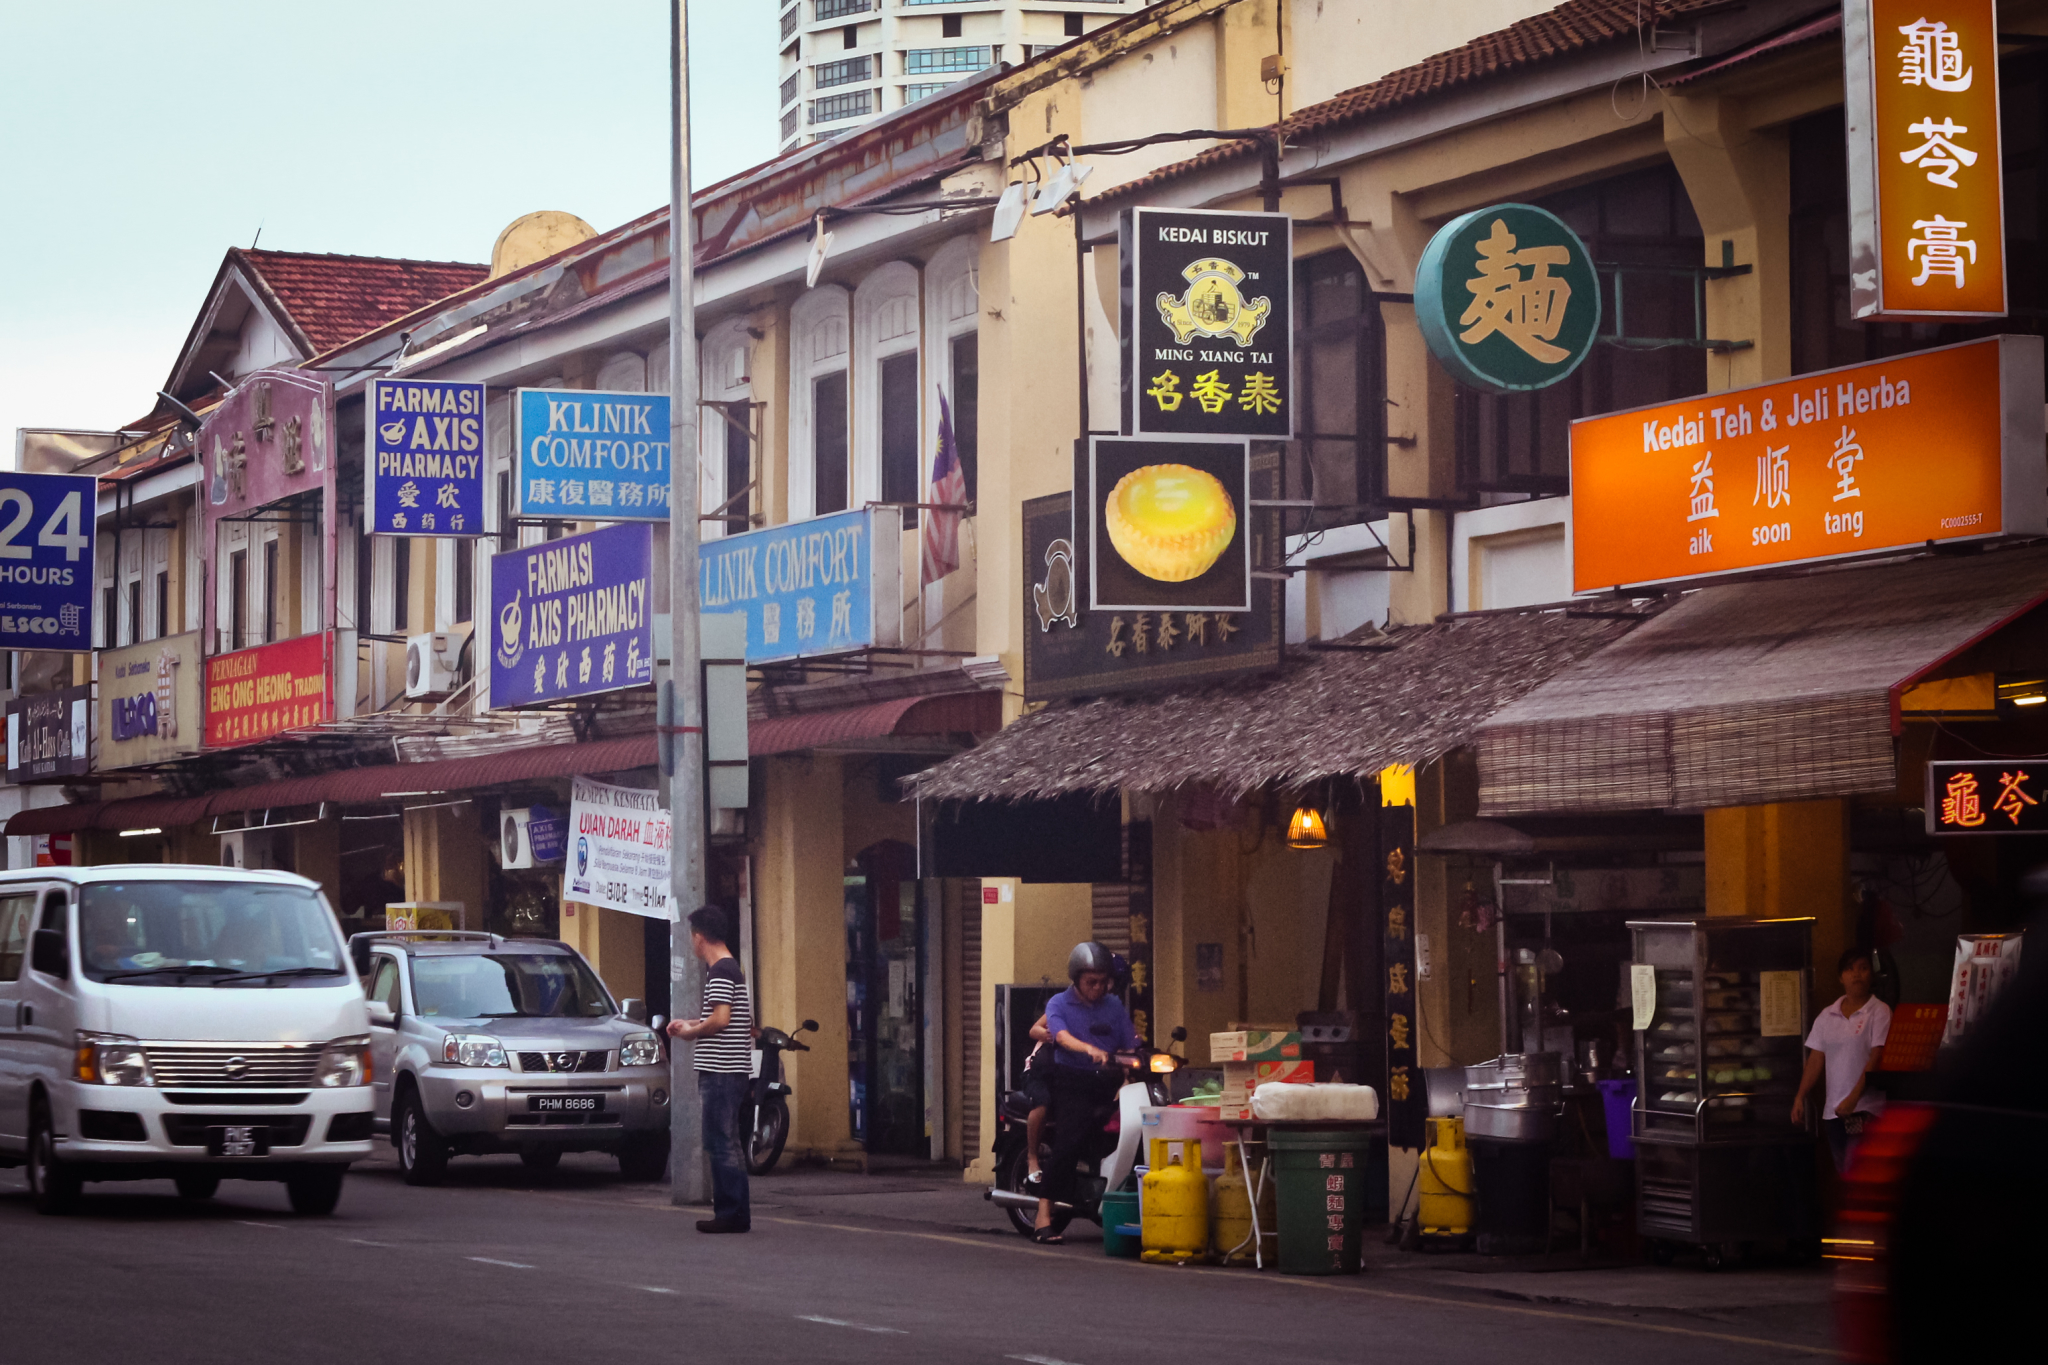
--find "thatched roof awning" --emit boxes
[905,608,1651,804]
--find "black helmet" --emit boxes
[1068,941,1115,981]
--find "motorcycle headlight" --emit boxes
[76,1032,154,1086]
[620,1033,662,1067]
[442,1033,507,1068]
[316,1035,373,1087]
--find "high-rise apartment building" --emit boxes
[778,1,1133,151]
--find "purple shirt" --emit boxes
[1045,986,1138,1069]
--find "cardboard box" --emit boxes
[1218,1058,1315,1119]
[1210,1029,1302,1064]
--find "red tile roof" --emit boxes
[1095,0,1744,203]
[237,248,488,352]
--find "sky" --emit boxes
[0,0,776,450]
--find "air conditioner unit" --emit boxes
[499,808,535,870]
[405,625,471,700]
[219,829,275,870]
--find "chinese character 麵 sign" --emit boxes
[515,388,672,521]
[490,522,655,707]
[368,378,486,536]
[1847,0,2006,318]
[1928,761,2048,834]
[204,632,333,748]
[1570,334,2046,593]
[0,471,95,653]
[697,507,898,665]
[1415,202,1601,395]
[1121,207,1292,440]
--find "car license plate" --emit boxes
[529,1094,603,1113]
[207,1125,268,1158]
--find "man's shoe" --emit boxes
[696,1218,749,1234]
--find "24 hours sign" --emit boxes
[1121,208,1292,440]
[368,378,485,536]
[0,471,95,652]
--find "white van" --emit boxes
[0,865,375,1214]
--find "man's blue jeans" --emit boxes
[699,1071,751,1228]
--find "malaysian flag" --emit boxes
[921,390,967,586]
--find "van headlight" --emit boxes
[316,1036,373,1087]
[620,1033,663,1067]
[76,1032,154,1086]
[442,1034,507,1068]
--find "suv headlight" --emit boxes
[442,1033,507,1068]
[316,1035,373,1087]
[620,1033,663,1067]
[76,1032,154,1086]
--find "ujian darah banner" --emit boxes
[1846,0,2005,319]
[490,522,655,706]
[204,631,334,748]
[565,775,671,920]
[1570,335,2046,593]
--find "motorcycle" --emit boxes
[743,1019,816,1175]
[985,1027,1186,1238]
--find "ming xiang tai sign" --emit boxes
[697,507,900,665]
[1570,334,2046,593]
[491,522,655,707]
[515,388,671,521]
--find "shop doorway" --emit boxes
[845,840,924,1156]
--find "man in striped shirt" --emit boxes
[666,905,753,1233]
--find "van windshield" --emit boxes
[411,954,613,1019]
[80,882,345,987]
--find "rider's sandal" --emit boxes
[1021,1170,1045,1193]
[1032,1227,1064,1245]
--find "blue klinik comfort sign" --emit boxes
[367,379,485,535]
[489,522,655,707]
[697,508,897,665]
[515,389,671,520]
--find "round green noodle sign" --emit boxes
[1415,203,1601,394]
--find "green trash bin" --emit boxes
[1101,1189,1142,1258]
[1270,1128,1375,1275]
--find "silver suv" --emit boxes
[349,933,669,1184]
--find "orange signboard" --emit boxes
[1570,335,2045,594]
[1846,0,2005,318]
[204,630,335,748]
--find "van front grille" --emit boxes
[145,1045,322,1088]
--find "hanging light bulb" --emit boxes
[1286,803,1329,850]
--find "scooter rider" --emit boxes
[1033,941,1138,1243]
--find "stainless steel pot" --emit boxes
[1463,1052,1565,1106]
[1463,1102,1558,1142]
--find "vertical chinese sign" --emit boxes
[1847,0,2005,319]
[1125,821,1154,1048]
[1379,783,1423,1150]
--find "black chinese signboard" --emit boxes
[1087,436,1250,613]
[1380,791,1423,1150]
[1022,453,1280,704]
[6,683,92,784]
[1121,207,1293,440]
[1927,760,2048,834]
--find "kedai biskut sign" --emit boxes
[1570,334,2046,593]
[490,522,655,707]
[514,388,671,521]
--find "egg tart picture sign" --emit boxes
[1088,435,1251,613]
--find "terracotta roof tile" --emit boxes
[1096,0,1738,203]
[238,248,488,351]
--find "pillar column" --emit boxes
[1705,799,1849,992]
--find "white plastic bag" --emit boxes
[1249,1081,1379,1122]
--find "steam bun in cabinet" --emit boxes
[1104,464,1237,582]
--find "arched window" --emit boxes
[854,262,922,524]
[788,286,852,521]
[699,320,755,538]
[1291,249,1387,526]
[923,236,980,507]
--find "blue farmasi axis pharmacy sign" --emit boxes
[490,522,655,707]
[698,508,889,665]
[515,388,671,520]
[367,378,486,536]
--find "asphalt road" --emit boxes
[0,1152,1835,1365]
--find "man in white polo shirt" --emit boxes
[1792,947,1891,1171]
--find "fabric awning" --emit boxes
[6,802,105,836]
[748,691,1000,757]
[209,732,661,816]
[1477,546,2048,815]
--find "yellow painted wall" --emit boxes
[1705,800,1849,995]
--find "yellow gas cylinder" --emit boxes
[1141,1137,1210,1264]
[1418,1115,1475,1243]
[1209,1141,1277,1265]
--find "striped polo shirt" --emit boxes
[694,957,754,1074]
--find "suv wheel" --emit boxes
[27,1104,81,1216]
[617,1131,669,1182]
[395,1091,449,1186]
[286,1166,347,1216]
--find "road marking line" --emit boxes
[235,1221,286,1230]
[344,1238,395,1247]
[467,1257,536,1269]
[1009,1355,1087,1365]
[794,1314,908,1335]
[762,1218,1829,1357]
[637,1287,677,1295]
